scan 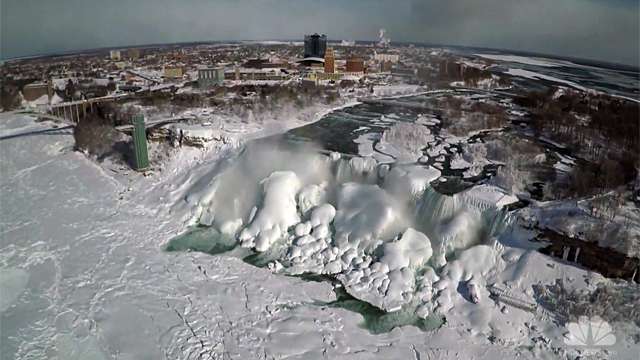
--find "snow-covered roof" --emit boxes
[297,57,325,63]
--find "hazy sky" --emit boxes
[2,0,639,66]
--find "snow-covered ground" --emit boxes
[475,54,570,68]
[1,98,639,360]
[505,68,588,92]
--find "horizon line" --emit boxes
[3,38,639,73]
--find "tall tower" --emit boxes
[324,48,335,74]
[132,114,149,171]
[46,77,53,105]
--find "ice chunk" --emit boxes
[338,228,433,312]
[297,183,327,215]
[294,222,312,237]
[312,224,330,239]
[220,218,243,236]
[310,204,336,227]
[380,228,433,270]
[467,278,481,304]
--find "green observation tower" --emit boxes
[132,114,149,171]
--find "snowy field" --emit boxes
[1,96,639,360]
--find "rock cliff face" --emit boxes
[149,126,232,148]
[539,229,639,283]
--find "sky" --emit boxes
[2,0,639,66]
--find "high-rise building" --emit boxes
[198,67,225,88]
[380,60,393,73]
[374,52,400,63]
[109,50,121,61]
[324,48,335,74]
[126,48,141,60]
[304,33,327,58]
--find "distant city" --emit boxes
[4,34,412,107]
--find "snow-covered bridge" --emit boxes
[16,109,193,133]
[48,93,134,123]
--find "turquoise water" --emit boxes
[164,228,447,334]
[323,287,446,334]
[164,226,236,255]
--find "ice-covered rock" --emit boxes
[239,171,302,251]
[349,156,378,174]
[310,204,336,227]
[378,164,390,178]
[437,209,483,254]
[297,183,327,215]
[339,228,432,312]
[220,218,243,236]
[432,245,498,313]
[294,222,312,237]
[467,277,481,304]
[380,228,433,270]
[333,183,404,252]
[384,165,441,199]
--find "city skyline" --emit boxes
[2,0,639,67]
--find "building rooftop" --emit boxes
[297,57,325,63]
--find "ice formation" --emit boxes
[182,142,515,313]
[239,171,301,251]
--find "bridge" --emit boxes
[17,109,76,125]
[115,116,195,131]
[19,109,193,133]
[47,93,133,123]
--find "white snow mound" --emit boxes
[239,171,302,251]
